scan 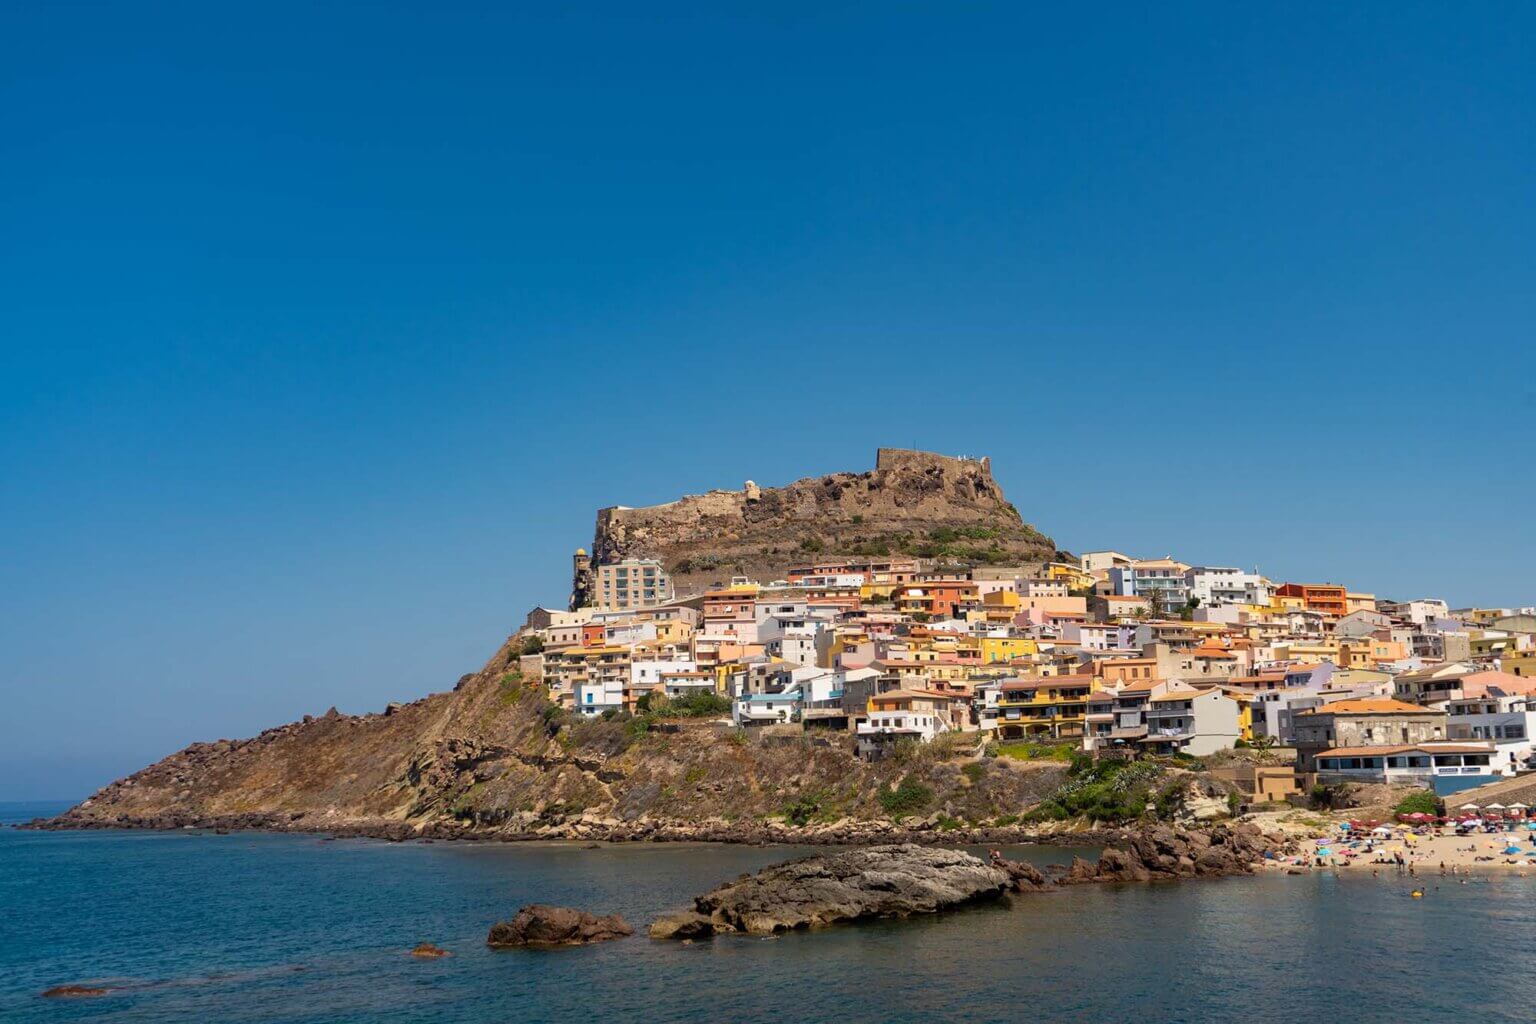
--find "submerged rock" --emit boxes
[486,905,633,947]
[410,942,451,958]
[652,843,1014,938]
[41,985,109,998]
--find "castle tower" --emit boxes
[569,547,594,611]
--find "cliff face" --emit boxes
[43,635,1067,839]
[574,448,1059,603]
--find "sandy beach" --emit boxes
[1268,827,1536,875]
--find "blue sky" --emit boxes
[2,3,1532,800]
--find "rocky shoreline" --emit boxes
[20,809,1127,848]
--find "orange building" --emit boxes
[895,580,979,618]
[1276,582,1348,618]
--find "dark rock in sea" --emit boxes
[41,984,109,998]
[486,905,633,947]
[648,910,717,940]
[651,843,1015,938]
[410,942,451,958]
[1064,823,1281,884]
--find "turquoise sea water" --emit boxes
[6,800,1536,1023]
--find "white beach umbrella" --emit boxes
[1508,802,1529,809]
[1460,803,1482,810]
[1486,803,1507,810]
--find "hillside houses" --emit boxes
[519,547,1536,789]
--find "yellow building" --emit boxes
[1471,632,1525,658]
[1042,562,1095,591]
[995,674,1093,741]
[980,636,1038,663]
[1505,651,1536,679]
[1216,685,1256,742]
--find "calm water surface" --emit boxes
[4,800,1534,1023]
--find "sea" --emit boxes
[5,798,1535,1023]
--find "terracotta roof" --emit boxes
[871,688,955,702]
[1297,698,1429,715]
[1317,743,1493,759]
[1149,689,1217,703]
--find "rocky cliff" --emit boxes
[38,633,1071,841]
[573,448,1061,603]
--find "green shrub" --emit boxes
[783,788,836,826]
[1027,757,1166,824]
[961,762,985,783]
[879,776,934,817]
[994,741,1077,763]
[1393,790,1440,816]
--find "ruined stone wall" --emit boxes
[571,449,1059,605]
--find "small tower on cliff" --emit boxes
[569,547,593,611]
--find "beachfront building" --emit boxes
[1445,693,1536,775]
[1292,698,1447,771]
[1312,742,1499,788]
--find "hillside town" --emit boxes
[516,546,1536,805]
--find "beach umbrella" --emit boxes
[1487,803,1507,810]
[1372,826,1393,835]
[1460,803,1482,810]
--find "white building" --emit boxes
[1184,566,1269,607]
[1062,621,1137,651]
[1446,694,1536,774]
[1141,688,1241,757]
[575,677,626,716]
[1080,551,1134,575]
[732,688,803,726]
[1313,742,1498,785]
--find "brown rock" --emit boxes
[41,985,109,998]
[648,910,716,940]
[410,942,451,958]
[487,905,633,947]
[653,844,1013,937]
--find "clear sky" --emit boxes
[2,3,1533,801]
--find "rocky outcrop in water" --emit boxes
[1060,823,1280,883]
[649,844,1018,937]
[486,905,633,947]
[651,826,1290,939]
[40,985,109,998]
[409,942,450,958]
